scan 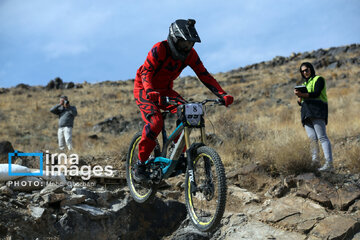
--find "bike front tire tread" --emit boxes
[126,131,157,203]
[185,145,227,232]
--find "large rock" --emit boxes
[295,174,360,210]
[215,214,306,240]
[1,190,187,239]
[46,77,63,90]
[0,185,13,196]
[310,215,360,240]
[258,196,328,233]
[228,186,260,205]
[60,194,86,207]
[92,116,129,135]
[45,77,74,90]
[70,204,109,220]
[92,115,142,135]
[64,82,75,89]
[167,218,213,240]
[40,183,64,195]
[0,141,14,163]
[41,193,67,204]
[56,197,187,240]
[0,202,58,239]
[0,141,14,155]
[28,205,46,220]
[329,185,360,210]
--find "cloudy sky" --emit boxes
[0,0,359,88]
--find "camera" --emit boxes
[64,100,69,105]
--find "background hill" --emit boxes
[0,43,359,174]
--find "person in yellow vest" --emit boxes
[294,62,333,172]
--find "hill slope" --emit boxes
[1,43,359,173]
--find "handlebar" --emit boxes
[162,96,224,106]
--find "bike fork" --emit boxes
[184,127,197,194]
[186,149,197,195]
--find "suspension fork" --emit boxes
[200,127,206,144]
[184,126,206,149]
[185,126,206,194]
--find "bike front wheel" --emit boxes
[185,146,227,232]
[126,131,159,203]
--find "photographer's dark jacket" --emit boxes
[299,75,328,125]
[50,104,77,128]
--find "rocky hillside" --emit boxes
[1,160,360,239]
[0,43,359,239]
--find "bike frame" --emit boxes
[127,97,226,232]
[147,114,207,179]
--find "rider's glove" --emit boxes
[222,95,234,107]
[146,91,161,103]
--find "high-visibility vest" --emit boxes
[304,75,328,103]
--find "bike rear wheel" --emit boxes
[185,146,227,232]
[126,131,159,203]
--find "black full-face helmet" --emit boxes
[167,19,201,61]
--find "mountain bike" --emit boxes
[126,97,227,232]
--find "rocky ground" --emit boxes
[1,159,360,240]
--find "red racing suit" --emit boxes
[134,40,228,162]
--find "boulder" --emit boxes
[45,80,55,90]
[41,193,67,204]
[295,175,360,210]
[64,82,75,89]
[70,204,109,220]
[0,141,14,163]
[60,194,86,207]
[15,84,30,89]
[215,214,306,240]
[0,185,13,197]
[40,184,64,195]
[228,186,260,205]
[92,116,131,135]
[55,198,187,240]
[54,77,63,89]
[258,196,328,233]
[311,215,360,239]
[41,193,66,204]
[327,61,340,69]
[28,205,45,220]
[329,185,360,210]
[46,77,75,90]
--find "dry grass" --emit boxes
[254,129,312,175]
[1,46,359,176]
[348,145,360,172]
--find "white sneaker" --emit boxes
[318,162,334,172]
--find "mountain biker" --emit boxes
[133,19,234,182]
[294,62,333,172]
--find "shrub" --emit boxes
[255,129,312,175]
[348,144,360,172]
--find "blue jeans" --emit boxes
[304,118,333,164]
